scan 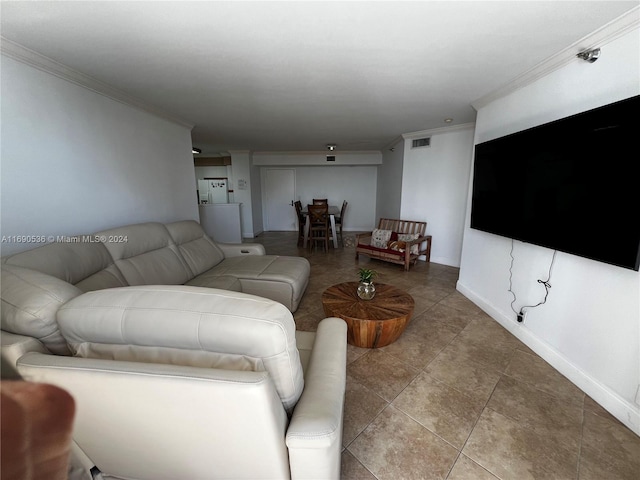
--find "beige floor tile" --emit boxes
[486,376,583,451]
[425,353,501,404]
[505,349,585,406]
[579,410,640,480]
[346,343,369,366]
[348,405,459,480]
[435,332,516,373]
[437,290,483,314]
[393,372,485,449]
[343,375,389,447]
[341,450,377,480]
[447,454,500,480]
[583,394,620,423]
[463,409,579,480]
[380,322,458,370]
[347,349,420,402]
[421,303,476,333]
[458,313,522,349]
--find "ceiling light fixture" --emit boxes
[444,118,453,123]
[576,48,600,63]
[326,144,337,151]
[192,147,202,154]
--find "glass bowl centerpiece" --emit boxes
[357,268,377,300]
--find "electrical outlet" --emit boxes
[517,311,525,323]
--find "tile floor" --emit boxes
[253,232,640,480]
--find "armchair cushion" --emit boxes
[57,285,304,412]
[398,233,420,254]
[370,228,393,248]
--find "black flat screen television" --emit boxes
[471,95,640,271]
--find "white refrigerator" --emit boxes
[198,178,228,204]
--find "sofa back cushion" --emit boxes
[1,265,80,355]
[2,241,127,292]
[96,223,193,286]
[165,220,226,276]
[57,285,304,413]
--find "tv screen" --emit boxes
[471,95,640,271]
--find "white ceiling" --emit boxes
[1,1,638,154]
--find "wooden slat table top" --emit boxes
[321,282,414,348]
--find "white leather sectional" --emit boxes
[2,219,310,312]
[0,220,347,479]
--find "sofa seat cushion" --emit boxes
[356,243,406,258]
[184,274,241,292]
[189,256,310,312]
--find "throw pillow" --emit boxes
[370,229,392,249]
[398,233,420,254]
[388,240,407,252]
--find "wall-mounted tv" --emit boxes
[471,95,640,271]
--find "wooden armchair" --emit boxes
[355,218,432,271]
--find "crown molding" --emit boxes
[0,37,195,129]
[472,6,640,110]
[402,122,476,140]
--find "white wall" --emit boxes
[195,165,228,180]
[294,166,377,232]
[458,27,640,434]
[255,151,381,233]
[253,151,382,166]
[250,159,263,236]
[400,125,475,267]
[0,55,198,255]
[228,151,256,238]
[376,138,404,221]
[259,164,378,233]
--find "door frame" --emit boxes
[262,168,297,231]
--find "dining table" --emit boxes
[301,205,341,248]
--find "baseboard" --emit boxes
[429,255,460,268]
[456,280,640,437]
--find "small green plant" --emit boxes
[358,268,378,283]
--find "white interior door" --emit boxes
[264,168,296,231]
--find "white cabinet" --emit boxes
[199,203,242,243]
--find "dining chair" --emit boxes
[334,200,348,246]
[307,204,330,252]
[293,200,304,246]
[312,198,328,205]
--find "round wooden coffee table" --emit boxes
[321,282,414,348]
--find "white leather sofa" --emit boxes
[1,220,347,479]
[2,219,310,313]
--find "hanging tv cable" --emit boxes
[508,239,557,322]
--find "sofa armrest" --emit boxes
[16,353,292,480]
[216,242,265,257]
[286,317,347,480]
[1,331,50,379]
[355,232,372,245]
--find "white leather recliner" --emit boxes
[1,221,347,479]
